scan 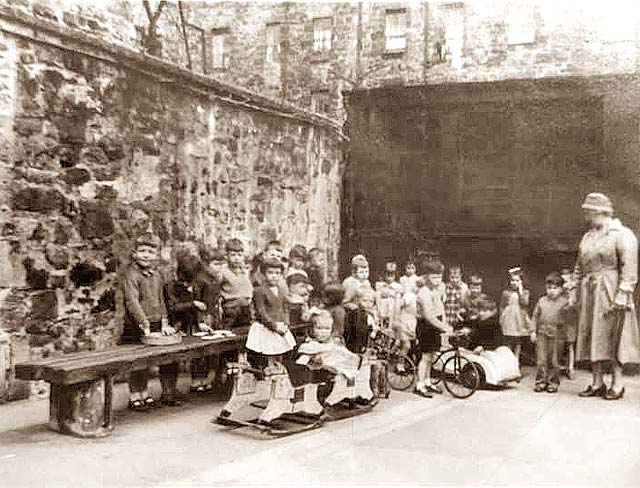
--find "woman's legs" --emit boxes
[591,361,605,388]
[567,343,575,378]
[611,361,624,393]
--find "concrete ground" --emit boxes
[1,366,639,487]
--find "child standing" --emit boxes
[531,272,569,393]
[251,240,284,287]
[321,283,346,340]
[461,274,489,321]
[399,259,420,294]
[415,260,449,397]
[246,258,295,366]
[286,245,309,279]
[464,297,502,351]
[287,273,312,326]
[342,255,375,353]
[307,247,326,304]
[168,250,213,393]
[375,269,402,329]
[499,267,532,365]
[444,265,469,330]
[560,266,578,380]
[220,239,253,330]
[121,233,179,409]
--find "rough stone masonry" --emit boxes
[0,5,345,399]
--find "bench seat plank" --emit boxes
[16,324,309,386]
[15,345,148,381]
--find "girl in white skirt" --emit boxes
[246,258,296,370]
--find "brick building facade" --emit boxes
[119,1,640,125]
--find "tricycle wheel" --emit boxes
[443,355,480,399]
[387,354,415,391]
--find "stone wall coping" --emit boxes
[0,4,347,139]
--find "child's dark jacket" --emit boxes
[253,285,289,332]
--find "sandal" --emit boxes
[129,399,146,411]
[414,386,433,398]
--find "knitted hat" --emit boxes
[260,257,285,273]
[581,193,613,214]
[287,273,310,286]
[508,266,522,276]
[351,254,368,268]
[289,245,308,260]
[135,232,161,249]
[469,275,483,286]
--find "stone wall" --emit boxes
[0,8,344,398]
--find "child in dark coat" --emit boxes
[246,258,295,369]
[121,233,179,409]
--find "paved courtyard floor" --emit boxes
[1,366,639,487]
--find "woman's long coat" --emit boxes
[574,218,640,364]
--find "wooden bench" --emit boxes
[15,324,309,438]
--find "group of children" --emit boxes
[120,231,578,410]
[336,254,578,397]
[121,233,352,410]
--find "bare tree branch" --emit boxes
[142,0,153,20]
[177,1,192,70]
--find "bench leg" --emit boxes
[49,376,114,438]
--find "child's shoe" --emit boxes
[425,383,443,395]
[566,370,575,380]
[534,383,546,393]
[160,394,183,407]
[414,382,433,398]
[128,391,146,411]
[546,384,558,393]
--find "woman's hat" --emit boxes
[581,193,613,214]
[508,266,522,276]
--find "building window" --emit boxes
[313,17,332,52]
[210,28,228,70]
[311,91,331,115]
[506,2,536,45]
[313,17,331,52]
[385,9,407,51]
[266,23,281,62]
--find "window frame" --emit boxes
[505,2,536,46]
[384,8,408,53]
[209,27,229,71]
[313,17,333,52]
[311,90,332,115]
[266,22,282,63]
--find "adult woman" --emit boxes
[573,193,639,400]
